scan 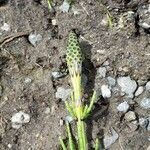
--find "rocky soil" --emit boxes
[0,0,150,150]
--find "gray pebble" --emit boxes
[117,101,129,113]
[140,98,150,110]
[28,33,42,47]
[147,118,150,131]
[101,84,111,98]
[125,111,136,122]
[11,111,30,129]
[135,86,144,97]
[107,76,116,87]
[97,67,107,78]
[103,128,119,149]
[139,118,149,129]
[44,107,51,114]
[65,115,73,123]
[146,81,150,92]
[55,87,71,101]
[59,0,70,13]
[138,4,150,30]
[117,76,137,98]
[52,71,65,79]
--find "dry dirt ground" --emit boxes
[0,0,150,150]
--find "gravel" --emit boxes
[135,86,144,97]
[107,76,116,87]
[117,101,129,113]
[103,128,119,149]
[117,76,137,98]
[146,81,150,92]
[97,67,107,78]
[11,111,30,129]
[28,33,42,47]
[125,111,136,122]
[101,84,111,98]
[140,98,150,110]
[55,87,71,101]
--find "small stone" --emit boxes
[52,71,64,79]
[128,120,138,132]
[117,76,137,98]
[59,0,70,13]
[103,128,119,149]
[1,23,10,31]
[59,119,64,126]
[138,4,150,30]
[125,111,136,122]
[24,77,32,84]
[28,33,42,47]
[55,87,71,101]
[139,118,149,129]
[11,111,30,129]
[72,7,80,15]
[101,85,111,98]
[52,19,57,26]
[65,115,73,123]
[103,61,109,66]
[146,81,150,92]
[7,144,12,149]
[140,98,150,110]
[44,107,51,114]
[97,67,107,78]
[107,76,116,87]
[117,101,129,113]
[135,86,144,96]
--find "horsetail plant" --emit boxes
[59,30,99,150]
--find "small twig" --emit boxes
[0,30,31,47]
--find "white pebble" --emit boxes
[11,111,30,129]
[52,71,64,79]
[135,86,144,96]
[117,101,129,113]
[1,23,10,31]
[55,87,71,101]
[140,98,150,110]
[52,19,57,26]
[101,85,111,98]
[146,81,150,92]
[97,67,107,78]
[117,76,137,98]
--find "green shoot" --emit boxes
[59,30,97,150]
[47,0,53,11]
